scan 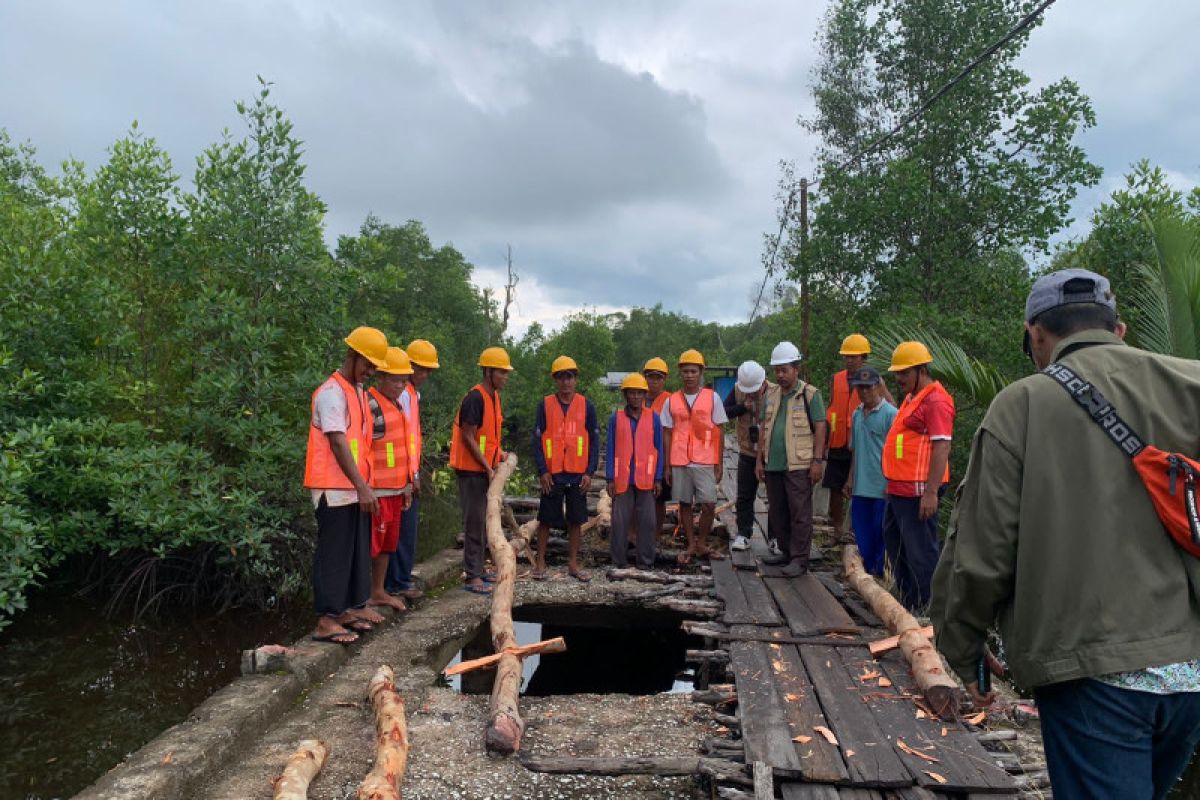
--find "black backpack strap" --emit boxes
[1042,362,1146,458]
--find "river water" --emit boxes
[0,489,463,799]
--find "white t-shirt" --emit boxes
[659,390,729,428]
[310,378,362,509]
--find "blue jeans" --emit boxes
[1035,678,1200,800]
[849,496,886,576]
[384,495,419,592]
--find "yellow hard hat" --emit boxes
[406,339,440,369]
[344,326,389,367]
[839,333,871,356]
[550,355,579,375]
[678,349,706,368]
[888,341,934,372]
[478,346,513,370]
[642,357,669,375]
[620,373,649,392]
[377,346,414,375]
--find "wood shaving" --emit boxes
[792,735,813,744]
[813,725,839,745]
[923,770,948,784]
[896,739,939,763]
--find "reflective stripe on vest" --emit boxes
[449,385,503,472]
[882,381,954,484]
[367,387,411,490]
[404,382,422,474]
[614,409,657,493]
[827,369,854,449]
[541,394,589,474]
[304,371,371,489]
[668,388,719,466]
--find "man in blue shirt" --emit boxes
[606,373,665,569]
[844,366,898,576]
[532,356,600,581]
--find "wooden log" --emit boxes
[484,454,525,755]
[698,758,754,788]
[580,491,612,532]
[356,666,408,800]
[519,754,743,777]
[606,567,714,587]
[686,649,731,665]
[243,644,296,675]
[717,789,754,800]
[868,625,935,657]
[712,711,741,729]
[272,739,328,800]
[842,545,960,718]
[974,729,1018,744]
[681,621,869,648]
[443,637,567,676]
[691,687,737,706]
[655,598,721,617]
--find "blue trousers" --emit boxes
[384,495,419,593]
[882,493,941,611]
[1035,678,1200,800]
[849,496,886,576]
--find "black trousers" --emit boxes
[312,497,371,616]
[458,471,490,580]
[735,453,760,538]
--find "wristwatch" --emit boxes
[813,458,827,464]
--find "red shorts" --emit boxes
[371,494,405,557]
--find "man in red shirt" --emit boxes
[881,341,955,611]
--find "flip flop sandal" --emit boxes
[311,630,358,645]
[531,569,549,582]
[462,583,493,595]
[342,619,373,633]
[482,572,499,583]
[568,570,592,583]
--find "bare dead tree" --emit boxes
[500,244,519,334]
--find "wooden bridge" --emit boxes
[697,442,1019,799]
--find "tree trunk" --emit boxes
[484,454,525,754]
[842,545,960,718]
[356,666,408,800]
[273,739,328,800]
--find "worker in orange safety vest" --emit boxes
[366,346,414,614]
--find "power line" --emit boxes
[749,0,1059,323]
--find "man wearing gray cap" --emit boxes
[930,268,1200,799]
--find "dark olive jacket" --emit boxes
[930,330,1200,689]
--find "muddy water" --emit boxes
[0,489,463,799]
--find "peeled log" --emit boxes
[842,545,961,718]
[273,739,328,800]
[357,666,408,800]
[581,491,612,532]
[443,637,567,676]
[484,454,525,754]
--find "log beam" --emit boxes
[356,666,408,800]
[272,739,328,800]
[484,454,524,754]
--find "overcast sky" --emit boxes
[2,1,1197,336]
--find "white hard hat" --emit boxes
[769,341,802,366]
[736,360,766,394]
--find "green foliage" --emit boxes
[1128,215,1200,360]
[799,0,1101,306]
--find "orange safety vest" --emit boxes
[649,392,669,416]
[449,385,503,472]
[367,387,411,490]
[404,382,422,470]
[882,381,954,485]
[668,388,720,466]
[613,409,657,493]
[304,371,372,489]
[826,369,855,450]
[541,394,589,474]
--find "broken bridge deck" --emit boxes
[708,439,1015,798]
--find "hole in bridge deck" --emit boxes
[440,604,703,696]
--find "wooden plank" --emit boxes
[736,569,784,626]
[729,632,807,778]
[815,572,845,599]
[793,573,857,629]
[712,557,756,624]
[764,576,823,635]
[766,641,849,784]
[871,654,1018,794]
[798,644,913,789]
[732,547,758,571]
[754,761,774,800]
[780,782,841,799]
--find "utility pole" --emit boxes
[799,177,810,381]
[500,244,518,335]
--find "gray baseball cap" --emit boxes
[1025,268,1116,322]
[848,366,882,387]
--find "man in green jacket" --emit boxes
[929,269,1200,800]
